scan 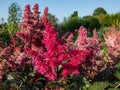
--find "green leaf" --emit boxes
[2,82,9,90]
[101,45,107,56]
[114,62,120,80]
[88,82,108,90]
[108,88,120,90]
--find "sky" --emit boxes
[0,0,120,23]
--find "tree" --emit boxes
[110,13,120,27]
[0,18,10,45]
[93,7,107,16]
[48,13,58,27]
[59,11,81,36]
[7,3,22,35]
[82,16,100,36]
[60,16,81,36]
[102,14,112,27]
[70,11,78,18]
[82,16,100,30]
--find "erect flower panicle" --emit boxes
[104,27,120,48]
[75,26,87,50]
[43,7,48,19]
[75,26,99,50]
[17,4,33,44]
[17,4,45,52]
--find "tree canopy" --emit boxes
[7,3,22,35]
[93,7,107,16]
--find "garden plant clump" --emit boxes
[0,3,120,90]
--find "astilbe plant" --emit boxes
[90,26,120,75]
[0,36,33,90]
[82,26,120,84]
[65,27,102,78]
[87,27,120,90]
[0,37,27,71]
[17,4,45,52]
[16,3,100,83]
[102,26,120,66]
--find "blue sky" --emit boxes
[0,0,120,23]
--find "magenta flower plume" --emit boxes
[17,4,100,81]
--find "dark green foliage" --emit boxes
[59,16,81,36]
[59,12,100,37]
[0,22,11,45]
[101,45,108,56]
[71,11,78,18]
[0,3,22,45]
[114,62,120,80]
[93,7,107,16]
[68,75,89,90]
[110,13,120,27]
[88,82,108,90]
[1,64,46,90]
[93,68,116,82]
[82,16,100,30]
[82,16,100,36]
[7,3,22,35]
[102,15,112,27]
[88,62,120,90]
[88,82,120,90]
[46,75,89,90]
[58,11,81,37]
